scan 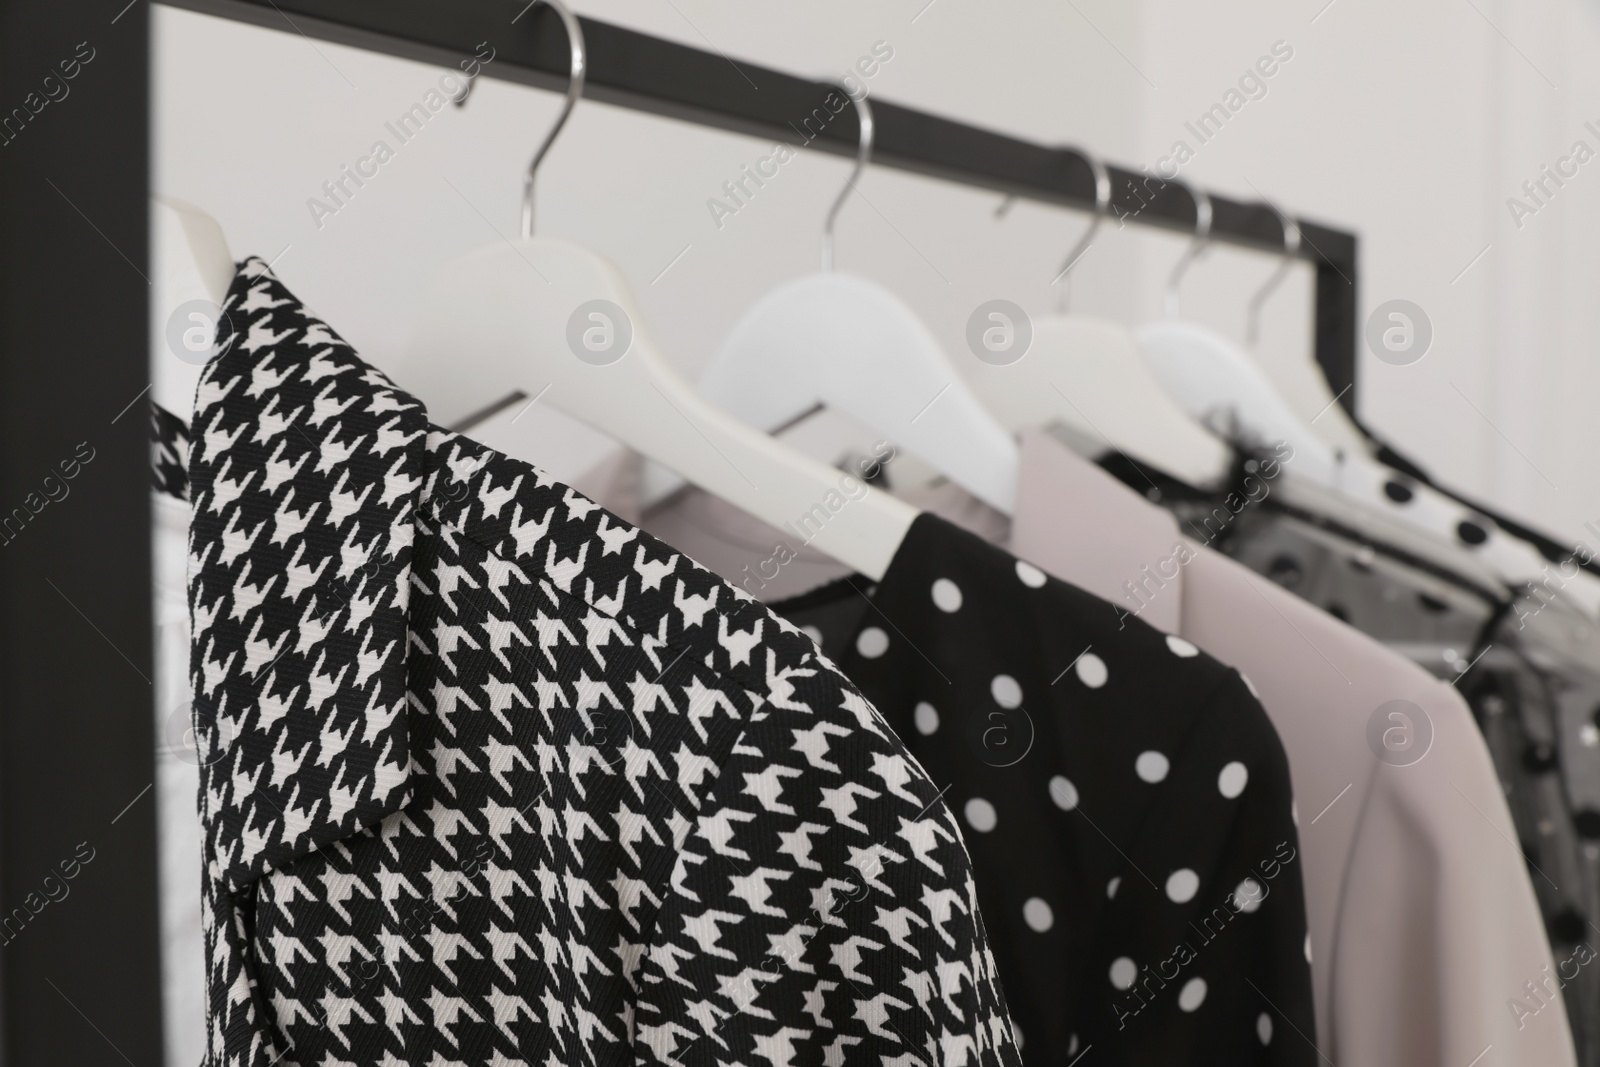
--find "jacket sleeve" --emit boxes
[630,649,1022,1067]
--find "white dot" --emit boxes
[931,578,963,612]
[1240,672,1261,699]
[914,701,940,735]
[1066,1034,1079,1057]
[1075,652,1108,688]
[1166,634,1200,657]
[1166,868,1199,903]
[1291,800,1299,826]
[801,625,824,645]
[1109,957,1137,989]
[1304,933,1312,963]
[991,674,1022,709]
[1106,876,1121,899]
[1022,897,1054,932]
[964,797,997,833]
[1178,977,1207,1012]
[856,627,888,658]
[1016,560,1047,588]
[1257,1013,1273,1045]
[1048,775,1078,811]
[1013,1023,1025,1051]
[1235,878,1264,913]
[1135,750,1170,783]
[1218,761,1249,799]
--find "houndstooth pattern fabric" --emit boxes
[185,257,1021,1067]
[152,399,190,501]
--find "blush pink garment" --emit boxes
[1009,428,1573,1067]
[571,448,1010,602]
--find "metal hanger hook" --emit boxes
[1054,147,1110,313]
[821,81,873,272]
[1163,184,1213,318]
[521,0,587,240]
[1245,200,1301,346]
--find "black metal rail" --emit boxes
[163,0,1361,410]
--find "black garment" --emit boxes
[772,516,1317,1066]
[185,258,1021,1066]
[151,399,190,501]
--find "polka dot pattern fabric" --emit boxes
[772,515,1317,1065]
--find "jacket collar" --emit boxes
[189,257,428,888]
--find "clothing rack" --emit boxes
[167,0,1363,411]
[0,2,1579,1062]
[183,0,1600,574]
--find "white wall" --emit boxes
[154,0,1600,539]
[1137,0,1600,544]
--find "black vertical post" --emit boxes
[0,0,164,1063]
[1312,231,1360,417]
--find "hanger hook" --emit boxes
[1164,184,1213,318]
[821,82,873,272]
[1245,200,1301,346]
[1054,147,1110,313]
[521,0,587,240]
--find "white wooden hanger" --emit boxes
[962,148,1231,489]
[1230,204,1595,603]
[389,0,915,579]
[675,82,1019,514]
[151,196,235,420]
[1138,191,1342,485]
[1138,195,1577,601]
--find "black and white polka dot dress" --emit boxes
[773,513,1317,1066]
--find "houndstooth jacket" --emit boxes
[182,258,1021,1067]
